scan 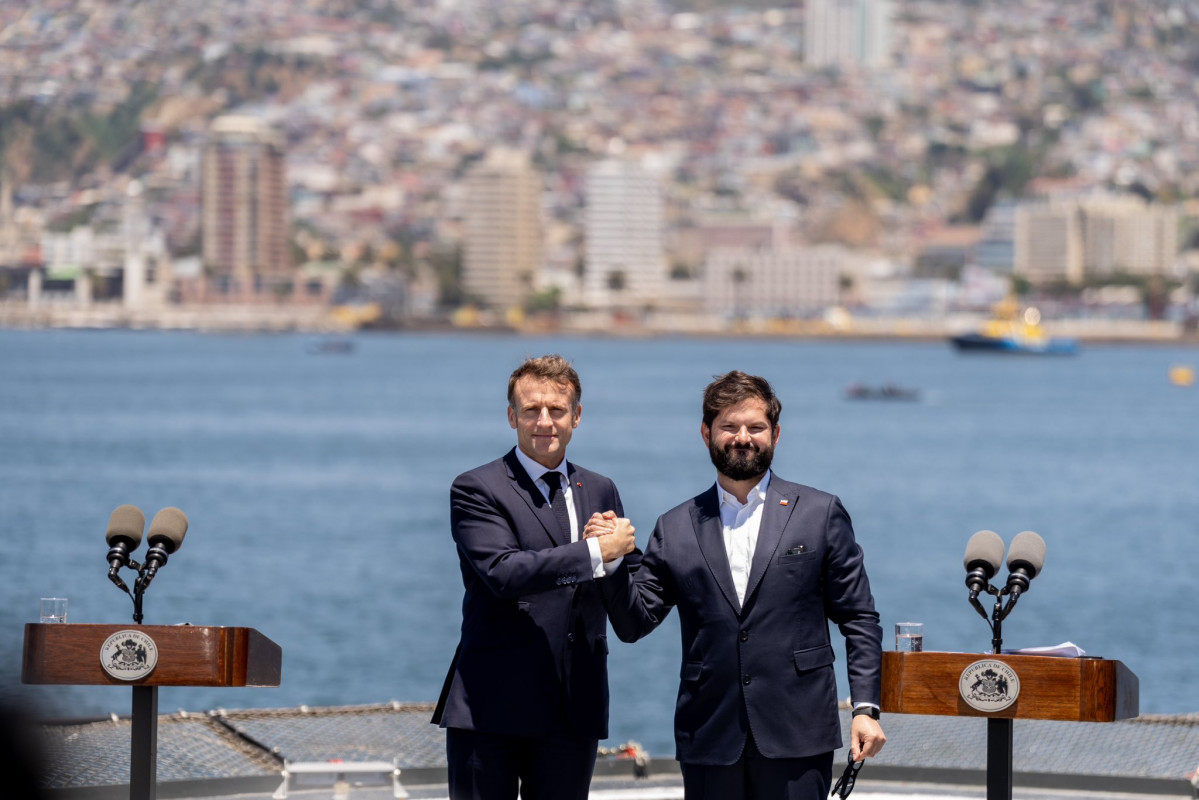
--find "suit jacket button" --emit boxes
[567,633,575,643]
[743,674,752,685]
[740,630,749,642]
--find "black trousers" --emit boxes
[445,727,598,800]
[681,732,833,800]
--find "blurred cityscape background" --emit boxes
[1,0,1198,339]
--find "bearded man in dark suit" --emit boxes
[600,370,886,800]
[433,354,636,800]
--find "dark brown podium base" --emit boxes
[23,624,281,800]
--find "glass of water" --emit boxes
[895,622,923,652]
[40,597,68,623]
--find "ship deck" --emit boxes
[32,704,1199,799]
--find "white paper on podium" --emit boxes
[1000,641,1086,657]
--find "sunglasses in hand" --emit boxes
[831,752,864,799]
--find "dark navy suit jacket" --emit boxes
[433,447,624,740]
[603,474,881,765]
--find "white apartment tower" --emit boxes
[122,180,149,309]
[1014,205,1083,285]
[462,149,543,310]
[584,159,665,309]
[1015,195,1179,285]
[1078,195,1178,278]
[805,0,893,69]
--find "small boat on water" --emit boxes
[307,338,355,355]
[950,306,1078,355]
[844,382,921,401]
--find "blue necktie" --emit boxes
[545,472,572,541]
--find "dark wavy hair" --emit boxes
[702,371,781,429]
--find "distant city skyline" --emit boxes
[0,0,1195,331]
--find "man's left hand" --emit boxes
[849,714,886,761]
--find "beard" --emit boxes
[709,439,773,482]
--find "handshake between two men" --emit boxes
[437,359,884,800]
[583,510,636,562]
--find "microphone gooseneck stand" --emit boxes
[968,580,1022,656]
[966,578,1024,800]
[108,555,163,799]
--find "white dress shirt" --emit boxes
[514,447,607,579]
[717,472,770,606]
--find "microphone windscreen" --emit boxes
[963,529,1004,575]
[147,507,188,552]
[106,505,145,547]
[1007,530,1046,577]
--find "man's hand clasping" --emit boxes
[584,511,635,562]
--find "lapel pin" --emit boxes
[576,481,583,488]
[779,499,789,506]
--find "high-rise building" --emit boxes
[1077,195,1178,278]
[703,244,844,317]
[202,115,289,298]
[1015,194,1179,285]
[1015,205,1082,285]
[583,159,665,309]
[122,180,150,309]
[805,0,892,69]
[462,149,543,310]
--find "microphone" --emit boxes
[106,505,145,592]
[139,507,188,590]
[963,529,1004,600]
[1003,530,1046,600]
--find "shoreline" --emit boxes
[1,303,1197,347]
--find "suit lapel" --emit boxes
[503,449,564,547]
[692,487,742,615]
[744,479,797,606]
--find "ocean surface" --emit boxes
[2,329,1197,757]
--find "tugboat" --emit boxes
[950,304,1078,355]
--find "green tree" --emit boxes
[732,265,749,318]
[429,244,464,308]
[525,287,562,313]
[958,147,1041,224]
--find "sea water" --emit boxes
[1,330,1196,756]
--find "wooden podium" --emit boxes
[881,652,1139,799]
[23,624,282,800]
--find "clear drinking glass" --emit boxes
[895,621,923,652]
[40,597,68,623]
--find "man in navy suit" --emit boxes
[601,371,886,799]
[433,354,637,800]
